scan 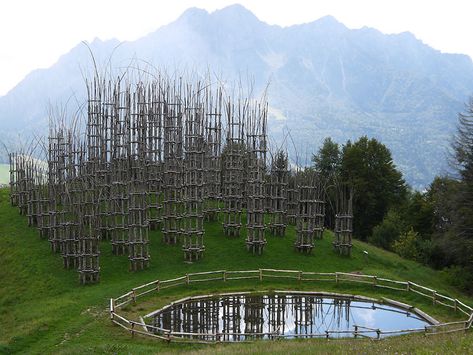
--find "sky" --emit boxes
[1,0,472,96]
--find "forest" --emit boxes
[312,99,473,293]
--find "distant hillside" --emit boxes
[1,4,473,188]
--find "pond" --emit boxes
[147,292,433,341]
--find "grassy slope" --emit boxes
[0,187,472,354]
[0,164,9,185]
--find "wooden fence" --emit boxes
[110,269,473,343]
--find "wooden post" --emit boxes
[110,298,115,320]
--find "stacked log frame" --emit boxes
[222,102,245,237]
[182,99,205,261]
[294,172,325,253]
[286,173,299,225]
[128,85,150,270]
[6,67,356,285]
[203,88,222,222]
[245,102,268,255]
[162,89,184,245]
[268,150,288,236]
[110,83,130,255]
[333,185,354,256]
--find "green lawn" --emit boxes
[0,187,472,354]
[0,164,9,185]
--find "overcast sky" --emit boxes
[1,0,472,96]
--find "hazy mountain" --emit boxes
[1,4,473,189]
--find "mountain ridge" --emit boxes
[1,4,472,189]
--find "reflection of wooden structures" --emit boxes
[333,184,354,256]
[267,294,286,336]
[116,270,473,342]
[221,296,242,341]
[243,296,265,339]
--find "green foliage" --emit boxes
[1,187,472,353]
[441,265,473,294]
[311,137,341,177]
[401,191,434,238]
[392,229,420,261]
[369,210,405,250]
[340,136,407,239]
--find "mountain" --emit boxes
[1,4,473,189]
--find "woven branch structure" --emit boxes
[7,68,357,284]
[294,171,325,254]
[333,185,354,256]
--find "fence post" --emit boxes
[132,290,136,304]
[454,299,458,312]
[156,280,160,292]
[110,298,115,320]
[186,274,190,285]
[432,291,437,306]
[373,276,377,287]
[131,322,135,338]
[354,325,358,339]
[259,269,263,281]
[298,271,302,282]
[407,281,411,291]
[335,272,339,284]
[223,270,227,282]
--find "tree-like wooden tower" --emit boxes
[145,81,164,231]
[203,87,222,222]
[333,184,354,256]
[9,67,349,283]
[268,150,288,236]
[222,100,245,237]
[286,172,299,225]
[127,84,150,271]
[162,82,184,245]
[294,171,325,253]
[110,81,130,255]
[182,87,205,261]
[245,102,268,254]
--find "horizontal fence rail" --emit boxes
[109,269,473,343]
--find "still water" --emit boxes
[150,293,431,340]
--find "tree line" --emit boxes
[312,100,473,293]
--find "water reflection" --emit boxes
[151,293,430,340]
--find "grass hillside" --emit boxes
[0,187,472,354]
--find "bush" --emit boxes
[369,210,404,250]
[392,229,419,260]
[441,265,473,294]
